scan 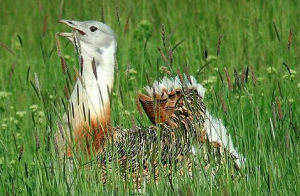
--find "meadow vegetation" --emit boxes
[0,0,299,195]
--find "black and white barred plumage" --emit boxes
[97,76,244,186]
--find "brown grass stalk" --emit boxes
[287,28,293,49]
[224,67,233,90]
[250,66,257,86]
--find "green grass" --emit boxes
[1,0,300,195]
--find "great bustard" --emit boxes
[55,19,245,180]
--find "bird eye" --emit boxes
[89,26,98,32]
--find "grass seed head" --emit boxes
[224,67,233,90]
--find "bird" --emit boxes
[55,19,245,185]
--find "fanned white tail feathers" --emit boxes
[204,111,245,168]
[144,75,206,98]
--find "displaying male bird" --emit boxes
[55,19,245,184]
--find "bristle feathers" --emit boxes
[144,74,205,99]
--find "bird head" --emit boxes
[58,19,116,52]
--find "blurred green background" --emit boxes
[0,0,299,195]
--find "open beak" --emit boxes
[58,19,86,38]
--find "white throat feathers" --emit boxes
[70,38,116,130]
[58,20,117,152]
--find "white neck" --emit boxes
[69,40,116,130]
